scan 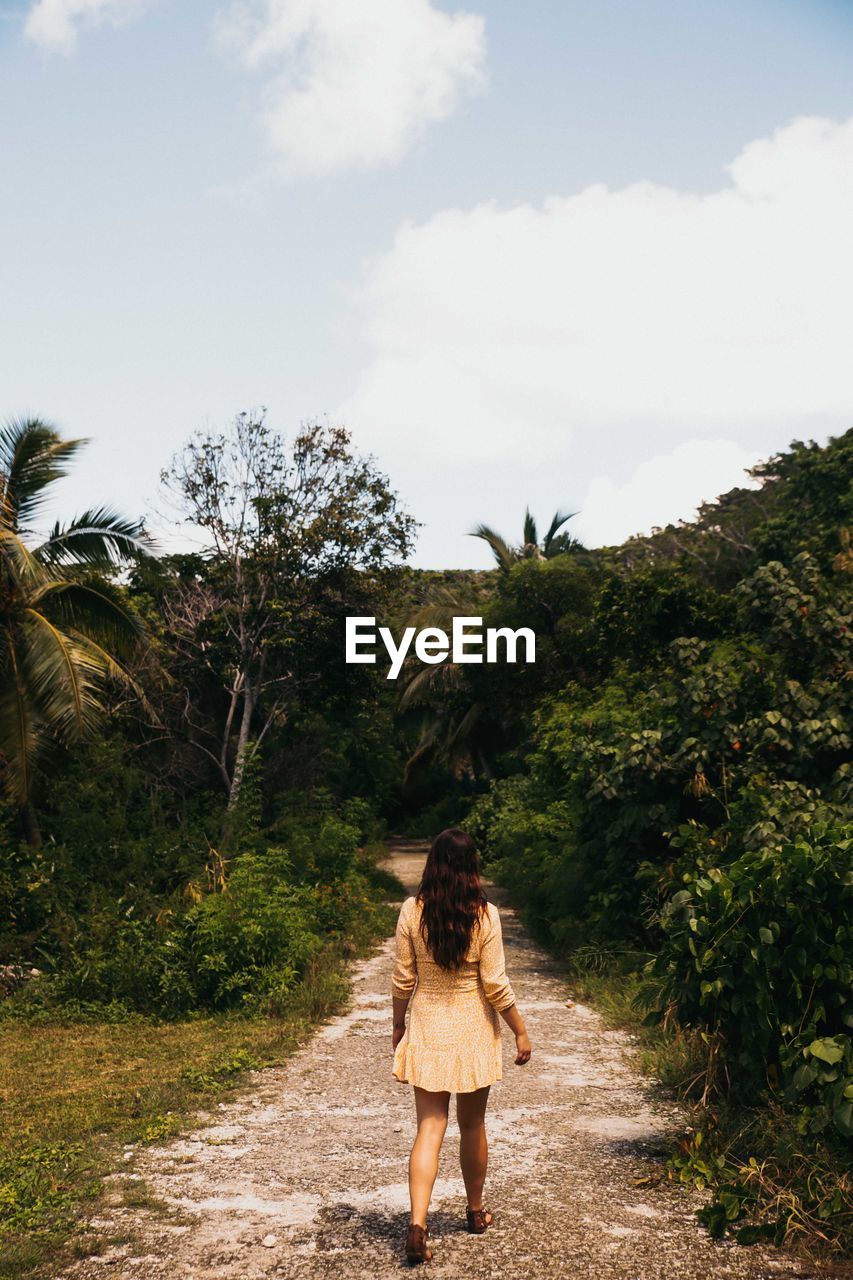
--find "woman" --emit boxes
[391,828,531,1264]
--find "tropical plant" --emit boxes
[395,588,492,782]
[647,813,853,1133]
[470,507,583,572]
[399,658,494,783]
[0,417,152,839]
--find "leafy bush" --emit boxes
[470,553,850,945]
[468,544,852,1251]
[647,817,853,1137]
[2,814,385,1020]
[168,845,324,1013]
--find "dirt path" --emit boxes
[63,844,827,1280]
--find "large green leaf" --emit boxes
[807,1037,846,1065]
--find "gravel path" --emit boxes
[63,843,833,1280]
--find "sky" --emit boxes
[2,0,853,566]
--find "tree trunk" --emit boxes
[227,681,255,811]
[22,800,43,848]
[221,681,255,847]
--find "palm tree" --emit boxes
[399,662,492,783]
[396,590,490,783]
[395,588,514,784]
[469,507,583,572]
[0,418,153,841]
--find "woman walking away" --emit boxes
[391,828,531,1264]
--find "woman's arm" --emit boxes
[391,899,417,1050]
[480,905,532,1065]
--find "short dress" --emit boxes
[391,895,517,1093]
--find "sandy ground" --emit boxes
[61,843,836,1280]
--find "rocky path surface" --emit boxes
[63,843,829,1280]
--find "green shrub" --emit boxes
[2,812,383,1020]
[171,846,324,1013]
[647,817,853,1138]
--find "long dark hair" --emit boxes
[416,828,488,969]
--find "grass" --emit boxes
[0,958,343,1279]
[566,956,853,1267]
[568,960,709,1094]
[0,850,401,1280]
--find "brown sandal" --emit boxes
[405,1222,433,1263]
[466,1206,494,1234]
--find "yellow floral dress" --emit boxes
[391,895,516,1093]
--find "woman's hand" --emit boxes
[391,995,410,1050]
[498,1002,531,1064]
[514,1030,531,1065]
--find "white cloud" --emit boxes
[25,0,150,52]
[216,0,486,176]
[340,116,853,478]
[576,440,763,547]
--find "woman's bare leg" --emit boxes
[456,1086,491,1213]
[409,1087,450,1227]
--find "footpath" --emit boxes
[63,843,825,1280]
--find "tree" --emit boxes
[611,427,853,585]
[396,556,596,785]
[161,412,417,822]
[396,586,495,784]
[470,507,583,572]
[0,418,153,842]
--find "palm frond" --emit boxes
[397,660,466,711]
[403,590,466,634]
[0,525,47,598]
[445,701,484,751]
[468,523,515,572]
[522,508,538,549]
[35,508,154,568]
[0,422,154,814]
[542,508,578,552]
[402,719,442,786]
[65,629,159,723]
[0,418,86,532]
[21,609,105,741]
[30,581,144,654]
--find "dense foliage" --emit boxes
[451,428,852,1249]
[0,414,413,1024]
